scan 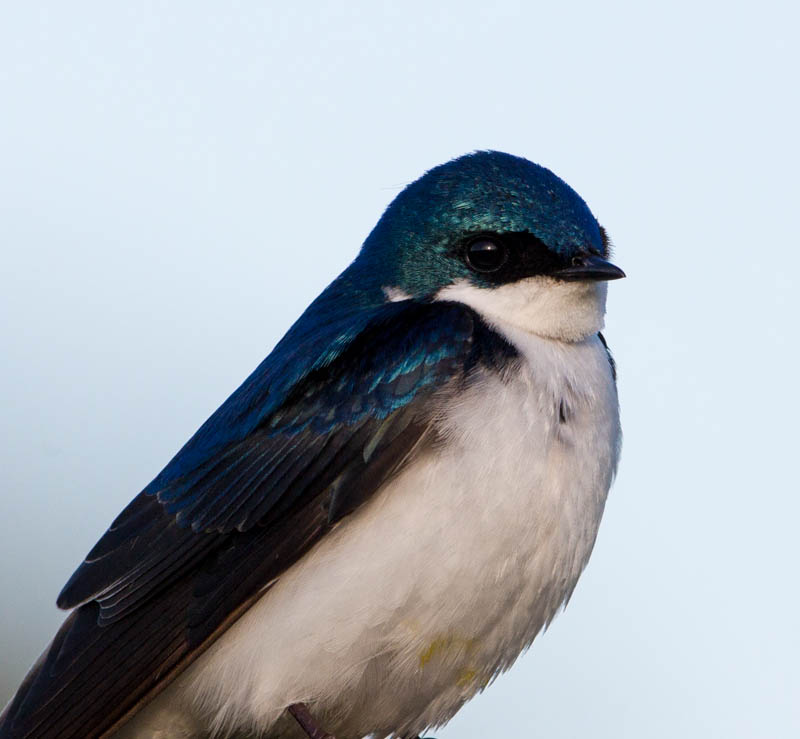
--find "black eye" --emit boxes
[465,238,508,273]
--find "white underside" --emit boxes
[118,281,621,739]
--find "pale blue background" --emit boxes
[1,2,798,736]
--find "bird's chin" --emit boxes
[435,277,607,342]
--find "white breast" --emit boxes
[122,320,621,739]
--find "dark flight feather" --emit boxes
[0,299,517,739]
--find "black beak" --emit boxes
[551,254,626,282]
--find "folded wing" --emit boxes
[0,299,515,739]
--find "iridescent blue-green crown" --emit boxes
[355,150,604,296]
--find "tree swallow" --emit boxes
[0,151,624,739]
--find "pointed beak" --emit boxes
[551,254,626,282]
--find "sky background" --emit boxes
[1,2,798,737]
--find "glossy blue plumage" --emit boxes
[148,301,481,533]
[357,150,604,294]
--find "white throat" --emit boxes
[435,277,608,342]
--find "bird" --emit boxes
[0,150,624,739]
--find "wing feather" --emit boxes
[0,299,516,739]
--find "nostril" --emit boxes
[571,256,583,267]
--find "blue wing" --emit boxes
[0,297,516,739]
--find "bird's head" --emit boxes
[353,150,624,342]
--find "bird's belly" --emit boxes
[139,336,620,738]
